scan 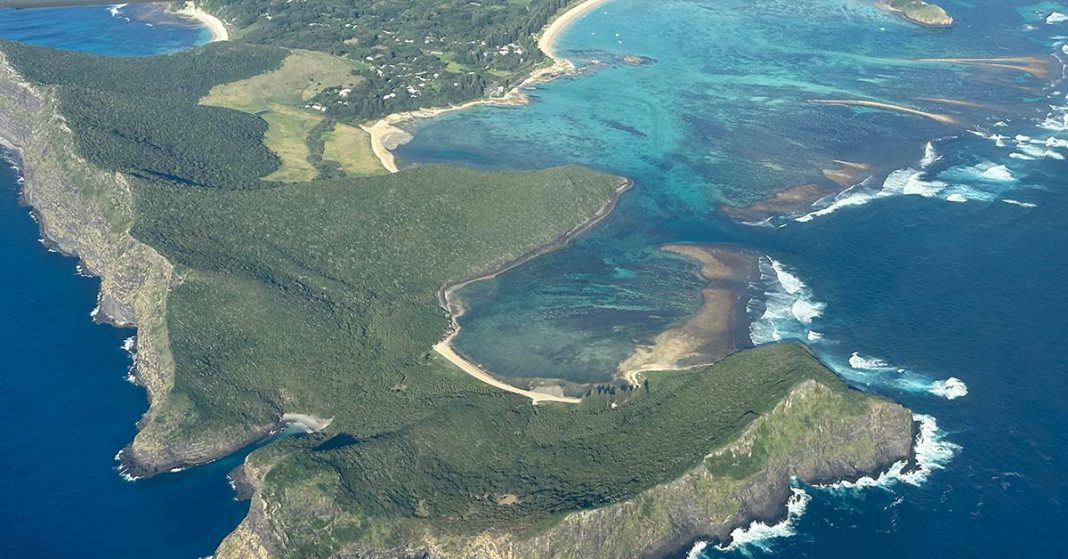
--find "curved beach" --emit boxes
[175,2,229,43]
[365,0,613,173]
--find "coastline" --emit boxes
[364,0,613,173]
[617,245,760,386]
[434,177,633,402]
[172,1,229,43]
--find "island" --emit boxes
[0,1,919,557]
[880,0,954,28]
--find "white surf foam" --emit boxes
[946,193,968,203]
[795,165,966,222]
[978,164,1015,182]
[920,141,940,168]
[750,258,825,344]
[108,4,128,17]
[835,351,970,400]
[848,352,895,370]
[715,487,811,553]
[1002,198,1038,208]
[1048,12,1068,24]
[968,129,1009,147]
[818,413,959,490]
[114,449,143,482]
[685,541,708,559]
[929,377,969,399]
[1044,136,1068,148]
[1015,142,1065,160]
[794,184,879,222]
[1040,106,1068,131]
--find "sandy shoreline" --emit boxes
[364,0,613,173]
[173,1,229,43]
[434,178,633,403]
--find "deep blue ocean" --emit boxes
[2,1,1068,557]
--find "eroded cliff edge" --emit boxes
[217,354,914,559]
[1,48,916,559]
[0,50,268,476]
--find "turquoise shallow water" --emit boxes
[401,0,1066,384]
[2,1,1067,556]
[398,0,1068,555]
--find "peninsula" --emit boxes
[0,1,919,557]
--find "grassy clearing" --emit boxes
[200,49,365,182]
[4,42,905,559]
[322,123,385,176]
[259,105,321,182]
[201,49,363,110]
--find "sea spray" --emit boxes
[816,414,959,491]
[920,141,940,168]
[838,351,969,400]
[714,488,812,553]
[749,257,825,343]
[929,377,969,399]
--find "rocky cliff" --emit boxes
[219,376,915,559]
[0,49,264,477]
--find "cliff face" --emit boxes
[220,378,914,559]
[0,50,250,477]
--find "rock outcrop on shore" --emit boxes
[0,51,271,478]
[1,46,916,559]
[880,0,954,28]
[219,375,915,559]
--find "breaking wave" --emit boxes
[848,352,895,371]
[929,377,969,399]
[713,487,811,553]
[749,257,825,344]
[920,141,940,168]
[827,351,970,401]
[818,414,959,490]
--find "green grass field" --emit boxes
[2,40,908,559]
[322,123,386,176]
[201,49,366,182]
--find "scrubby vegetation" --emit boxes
[2,15,908,558]
[200,48,368,181]
[1,41,287,186]
[883,0,953,27]
[199,0,578,119]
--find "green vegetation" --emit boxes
[201,49,367,181]
[131,164,622,451]
[238,344,867,558]
[322,123,386,176]
[1,40,287,187]
[883,0,953,27]
[199,0,580,120]
[2,14,910,557]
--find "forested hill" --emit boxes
[199,0,576,119]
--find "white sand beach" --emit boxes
[364,0,614,173]
[174,1,228,43]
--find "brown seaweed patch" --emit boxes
[618,245,757,385]
[914,56,1058,81]
[914,96,990,109]
[812,99,959,125]
[720,183,842,222]
[822,160,873,188]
